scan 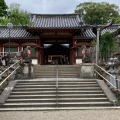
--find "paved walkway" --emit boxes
[0,109,120,120]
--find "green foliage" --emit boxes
[7,3,31,25]
[100,32,117,60]
[0,0,8,17]
[1,3,32,26]
[0,0,8,23]
[75,2,119,24]
[91,39,96,47]
[114,15,120,24]
[0,17,9,24]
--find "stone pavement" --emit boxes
[0,109,120,120]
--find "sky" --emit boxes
[4,0,120,14]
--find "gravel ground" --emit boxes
[0,109,120,120]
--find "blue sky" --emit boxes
[5,0,120,14]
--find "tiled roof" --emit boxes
[101,27,118,35]
[1,14,120,39]
[74,29,96,39]
[0,26,39,39]
[101,25,120,37]
[29,13,85,29]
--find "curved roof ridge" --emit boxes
[30,13,82,16]
[29,13,83,28]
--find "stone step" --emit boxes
[35,76,80,78]
[34,72,56,74]
[14,84,100,88]
[0,106,118,111]
[6,97,109,103]
[34,66,80,68]
[34,69,80,71]
[0,76,116,110]
[34,70,56,72]
[1,102,112,108]
[16,79,97,82]
[35,75,56,77]
[12,87,101,91]
[34,71,80,74]
[34,72,80,75]
[10,90,103,95]
[34,68,80,70]
[33,65,81,78]
[33,70,80,73]
[33,69,55,71]
[16,81,98,85]
[8,94,106,99]
[35,76,56,78]
[57,75,80,78]
[57,72,80,75]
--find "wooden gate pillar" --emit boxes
[70,49,76,65]
[0,43,3,55]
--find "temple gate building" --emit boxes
[0,13,99,65]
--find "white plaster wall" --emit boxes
[32,59,38,65]
[76,59,82,64]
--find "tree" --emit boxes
[75,2,119,24]
[91,32,117,61]
[100,32,117,60]
[115,15,120,23]
[0,0,8,23]
[0,0,8,17]
[1,3,31,26]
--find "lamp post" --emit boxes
[7,23,13,53]
[96,28,100,64]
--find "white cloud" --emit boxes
[5,0,120,14]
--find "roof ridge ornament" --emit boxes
[76,14,84,26]
[32,15,36,23]
[76,15,80,23]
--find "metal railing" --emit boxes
[94,63,120,92]
[0,59,22,91]
[56,65,58,107]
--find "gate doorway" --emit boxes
[43,44,70,65]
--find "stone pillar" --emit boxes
[22,63,34,79]
[80,63,94,78]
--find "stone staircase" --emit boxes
[0,78,116,110]
[33,65,81,78]
[0,65,117,110]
